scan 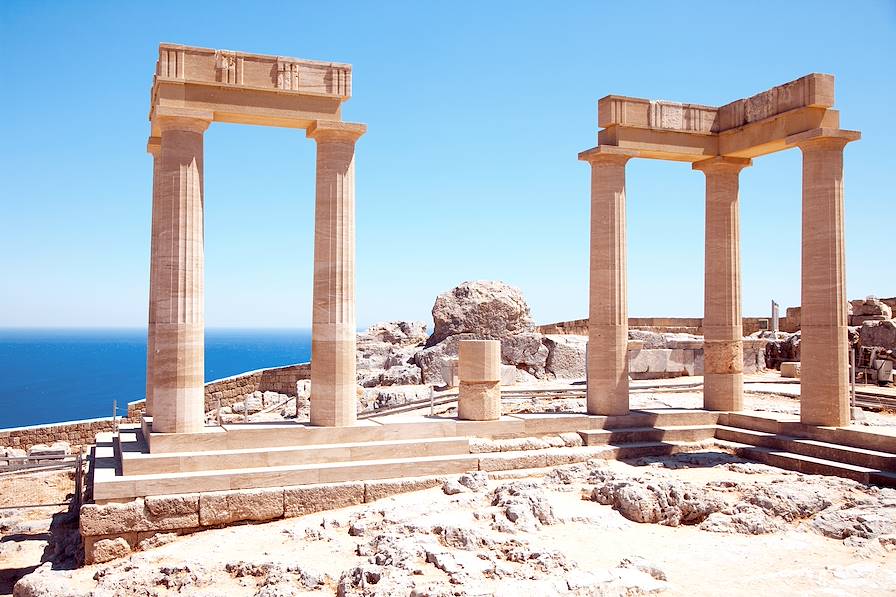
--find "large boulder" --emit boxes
[765,331,801,368]
[544,335,587,379]
[356,337,394,371]
[501,333,549,377]
[858,320,896,351]
[415,334,473,386]
[427,281,533,347]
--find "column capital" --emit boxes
[578,145,639,165]
[692,156,751,174]
[153,107,213,135]
[307,120,367,142]
[786,128,861,151]
[146,136,161,157]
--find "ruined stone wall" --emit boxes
[539,317,799,336]
[80,477,450,563]
[628,338,767,380]
[538,317,706,335]
[536,319,589,335]
[4,363,312,452]
[126,362,312,415]
[0,416,139,452]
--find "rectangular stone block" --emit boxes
[458,340,501,382]
[364,476,447,503]
[199,488,284,527]
[478,451,547,472]
[144,493,199,517]
[80,498,199,536]
[458,381,501,421]
[284,481,365,517]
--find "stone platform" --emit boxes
[82,406,896,564]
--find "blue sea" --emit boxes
[0,329,312,429]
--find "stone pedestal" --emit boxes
[792,129,859,427]
[307,121,366,427]
[694,157,751,411]
[579,147,636,416]
[145,137,161,417]
[150,116,210,434]
[458,340,501,421]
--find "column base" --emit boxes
[458,381,501,421]
[704,373,743,411]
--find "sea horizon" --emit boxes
[0,327,315,429]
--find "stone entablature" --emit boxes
[149,44,353,133]
[598,73,834,135]
[154,44,351,98]
[595,74,843,161]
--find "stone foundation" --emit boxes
[80,476,448,564]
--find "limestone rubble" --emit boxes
[10,454,896,596]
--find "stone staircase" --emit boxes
[716,413,896,487]
[96,410,719,502]
[92,409,896,503]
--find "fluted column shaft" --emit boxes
[308,121,366,427]
[694,157,751,411]
[151,116,210,434]
[580,148,635,416]
[145,137,162,416]
[797,133,854,426]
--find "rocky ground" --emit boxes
[8,452,896,597]
[0,469,79,596]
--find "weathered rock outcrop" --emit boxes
[356,321,426,388]
[850,297,893,325]
[543,335,587,379]
[857,319,896,351]
[427,281,533,347]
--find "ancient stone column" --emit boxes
[458,340,502,421]
[791,129,859,427]
[307,121,367,427]
[693,157,751,411]
[579,147,637,416]
[145,137,162,417]
[151,115,211,434]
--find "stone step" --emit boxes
[735,446,896,487]
[718,413,896,454]
[93,452,483,501]
[578,425,716,446]
[93,437,693,502]
[716,426,896,472]
[476,441,682,472]
[599,410,720,429]
[119,433,473,476]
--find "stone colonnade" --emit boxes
[581,131,857,427]
[145,115,365,434]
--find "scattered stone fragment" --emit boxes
[441,480,468,495]
[457,472,489,492]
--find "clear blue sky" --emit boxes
[1,1,894,329]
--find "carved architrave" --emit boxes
[277,59,301,91]
[215,51,243,85]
